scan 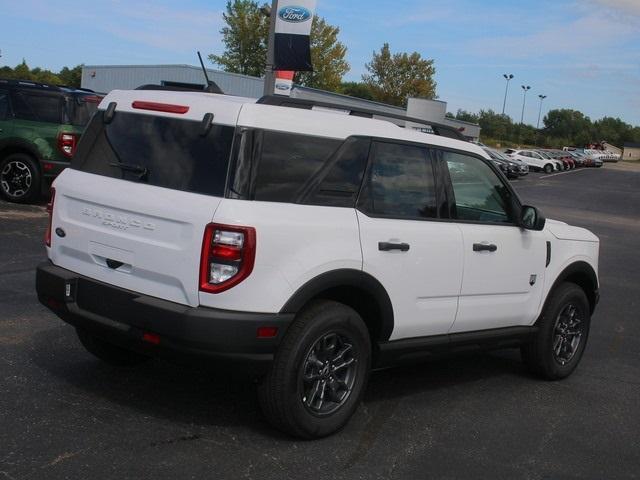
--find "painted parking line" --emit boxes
[540,168,592,179]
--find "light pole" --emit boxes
[501,74,513,115]
[536,94,547,129]
[520,85,531,124]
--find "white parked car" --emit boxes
[36,90,600,438]
[506,149,563,173]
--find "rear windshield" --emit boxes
[72,111,234,197]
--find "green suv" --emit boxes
[0,79,102,203]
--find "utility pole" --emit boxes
[263,0,278,96]
[536,94,547,129]
[501,74,513,115]
[520,85,531,124]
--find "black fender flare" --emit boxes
[280,269,394,341]
[547,261,599,313]
[0,137,41,163]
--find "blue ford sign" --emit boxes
[278,6,312,23]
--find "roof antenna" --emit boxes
[197,51,224,94]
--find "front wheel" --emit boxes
[0,153,41,203]
[544,163,554,174]
[521,282,591,379]
[258,300,371,439]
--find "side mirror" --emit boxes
[520,205,545,231]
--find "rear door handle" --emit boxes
[378,242,410,252]
[473,243,497,252]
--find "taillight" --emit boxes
[57,132,78,159]
[199,223,256,294]
[45,187,55,247]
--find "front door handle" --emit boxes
[473,243,497,252]
[378,242,410,252]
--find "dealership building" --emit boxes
[81,64,481,141]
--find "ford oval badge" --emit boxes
[278,6,312,23]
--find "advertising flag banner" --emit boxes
[273,0,317,71]
[274,71,295,96]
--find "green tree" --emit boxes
[339,82,375,100]
[543,109,592,146]
[209,0,270,77]
[294,17,349,91]
[454,109,479,124]
[362,43,436,107]
[210,2,349,89]
[58,65,83,88]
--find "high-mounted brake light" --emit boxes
[199,223,256,294]
[57,132,78,159]
[132,101,189,114]
[45,187,55,247]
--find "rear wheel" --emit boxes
[543,163,554,174]
[76,328,150,367]
[258,300,371,439]
[521,282,590,379]
[0,153,41,203]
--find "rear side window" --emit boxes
[73,112,234,197]
[11,92,62,123]
[359,141,437,220]
[252,131,342,203]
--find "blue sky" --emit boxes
[1,0,639,126]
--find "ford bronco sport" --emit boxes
[36,90,600,438]
[0,79,101,203]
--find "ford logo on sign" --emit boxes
[278,6,312,23]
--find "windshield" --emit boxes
[538,151,552,159]
[72,111,234,196]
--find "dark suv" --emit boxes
[0,79,102,203]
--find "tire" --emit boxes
[544,163,554,174]
[76,328,150,367]
[0,153,41,203]
[521,282,590,380]
[258,300,371,439]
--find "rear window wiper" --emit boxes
[109,162,149,181]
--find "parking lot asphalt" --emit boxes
[1,164,639,480]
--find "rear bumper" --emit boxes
[36,262,293,375]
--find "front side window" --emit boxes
[359,141,437,220]
[441,150,514,224]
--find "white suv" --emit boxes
[36,90,600,438]
[506,149,562,173]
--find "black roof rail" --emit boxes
[0,78,62,91]
[257,95,467,141]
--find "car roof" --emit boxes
[99,89,489,158]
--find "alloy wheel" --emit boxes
[552,303,584,365]
[300,332,358,416]
[1,160,32,198]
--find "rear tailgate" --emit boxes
[48,91,241,307]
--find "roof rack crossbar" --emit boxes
[257,95,467,141]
